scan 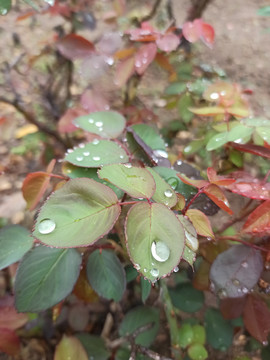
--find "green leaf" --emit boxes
[73,111,126,139]
[192,325,206,345]
[141,278,151,303]
[206,132,228,151]
[54,335,88,360]
[164,82,186,95]
[86,250,126,302]
[169,283,204,313]
[177,215,198,251]
[147,167,177,207]
[62,163,124,199]
[64,140,129,168]
[0,0,11,15]
[183,140,205,155]
[15,246,81,312]
[98,164,155,199]
[242,117,270,127]
[204,308,234,351]
[257,6,270,16]
[178,323,194,348]
[131,124,166,151]
[125,202,185,282]
[256,127,270,143]
[76,333,110,360]
[0,225,33,270]
[119,306,159,346]
[182,246,196,266]
[152,166,197,200]
[178,93,194,123]
[188,343,208,360]
[125,265,138,283]
[33,178,121,247]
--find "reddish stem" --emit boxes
[48,173,68,180]
[183,188,205,215]
[217,235,269,253]
[118,201,139,206]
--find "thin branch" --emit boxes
[186,0,213,21]
[141,0,162,22]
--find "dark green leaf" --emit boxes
[178,93,194,123]
[15,246,81,312]
[76,333,110,360]
[170,283,204,313]
[86,250,126,302]
[0,225,33,270]
[164,82,186,95]
[33,178,121,247]
[119,306,159,346]
[141,278,151,303]
[125,265,139,283]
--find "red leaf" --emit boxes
[186,209,215,238]
[114,56,135,87]
[154,53,177,80]
[126,22,157,42]
[227,181,270,200]
[22,172,51,210]
[0,328,20,356]
[80,89,110,112]
[182,20,200,43]
[49,0,71,17]
[207,167,235,186]
[243,295,270,344]
[204,184,233,215]
[228,142,270,159]
[56,34,95,60]
[243,200,270,234]
[177,173,208,189]
[58,108,87,134]
[134,43,157,75]
[200,22,215,47]
[220,296,246,320]
[0,306,28,330]
[156,33,180,52]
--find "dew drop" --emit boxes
[151,241,170,262]
[142,58,147,64]
[124,163,132,168]
[241,287,248,294]
[119,155,124,159]
[177,160,182,165]
[1,8,8,15]
[67,149,73,153]
[150,268,159,277]
[241,261,248,268]
[232,278,240,286]
[135,60,141,68]
[134,264,140,271]
[95,121,103,127]
[88,118,94,124]
[38,219,56,234]
[93,156,101,161]
[76,156,84,161]
[173,266,179,273]
[143,268,147,273]
[164,189,173,198]
[83,151,90,156]
[153,149,168,158]
[167,177,178,190]
[217,288,227,299]
[263,341,268,346]
[210,92,219,100]
[79,143,85,148]
[185,232,198,251]
[210,282,215,291]
[92,139,100,145]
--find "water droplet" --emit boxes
[92,139,100,145]
[263,341,268,346]
[44,0,55,5]
[167,177,178,190]
[153,149,168,158]
[95,121,103,127]
[106,57,114,66]
[135,60,141,68]
[83,151,90,156]
[232,278,240,286]
[207,237,212,241]
[173,266,179,273]
[67,149,73,153]
[151,241,170,262]
[119,155,124,159]
[124,163,132,168]
[134,264,140,270]
[210,92,219,100]
[76,156,84,161]
[185,232,198,251]
[79,143,85,148]
[164,189,173,198]
[1,8,8,15]
[210,282,215,291]
[241,287,248,294]
[150,268,159,277]
[98,127,103,132]
[177,160,182,165]
[241,261,248,268]
[217,288,227,299]
[93,156,101,161]
[38,219,56,234]
[88,118,94,124]
[142,58,147,64]
[143,268,147,273]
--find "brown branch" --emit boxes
[0,96,68,148]
[141,0,162,22]
[186,0,213,21]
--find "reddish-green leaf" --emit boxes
[114,56,135,87]
[0,328,20,356]
[177,173,208,189]
[182,20,200,43]
[58,108,86,134]
[0,306,28,330]
[243,295,270,344]
[186,209,214,238]
[207,167,235,186]
[201,22,215,47]
[242,200,270,234]
[134,43,157,75]
[220,297,247,320]
[56,34,95,60]
[156,33,180,52]
[228,142,270,159]
[226,181,270,200]
[54,335,88,360]
[204,184,233,215]
[189,106,225,116]
[22,172,50,210]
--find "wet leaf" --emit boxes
[228,142,270,159]
[54,335,88,360]
[186,209,214,238]
[182,20,200,43]
[15,246,82,312]
[156,33,180,52]
[58,108,86,134]
[130,124,166,151]
[243,295,270,344]
[179,323,194,348]
[209,245,263,298]
[204,184,233,214]
[98,164,155,199]
[33,178,121,247]
[182,246,196,266]
[177,215,198,251]
[56,34,95,60]
[141,277,151,303]
[114,56,135,87]
[226,180,270,200]
[0,0,11,15]
[119,306,159,346]
[188,343,208,360]
[73,111,126,139]
[125,202,185,282]
[189,106,225,116]
[0,225,33,270]
[134,43,157,75]
[242,200,270,234]
[86,250,126,302]
[65,140,129,168]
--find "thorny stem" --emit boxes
[160,279,182,360]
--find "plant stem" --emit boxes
[160,279,182,360]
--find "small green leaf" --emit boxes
[131,124,166,151]
[179,323,194,348]
[204,308,234,351]
[178,93,194,123]
[98,164,155,199]
[182,246,196,266]
[256,127,270,143]
[188,343,208,360]
[15,246,81,312]
[125,265,139,283]
[73,111,126,139]
[192,325,206,345]
[65,140,129,167]
[169,283,204,313]
[164,82,186,95]
[0,0,11,15]
[76,333,110,360]
[0,225,33,270]
[126,202,185,282]
[183,140,205,155]
[33,178,121,247]
[147,167,177,208]
[141,278,151,303]
[119,306,159,346]
[257,6,270,16]
[206,132,228,151]
[86,250,126,302]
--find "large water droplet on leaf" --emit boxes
[95,121,103,127]
[150,268,159,277]
[38,219,56,234]
[164,189,173,198]
[217,288,227,299]
[167,177,178,190]
[151,241,170,262]
[153,149,168,158]
[185,231,198,251]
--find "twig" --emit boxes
[141,0,162,22]
[186,0,213,21]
